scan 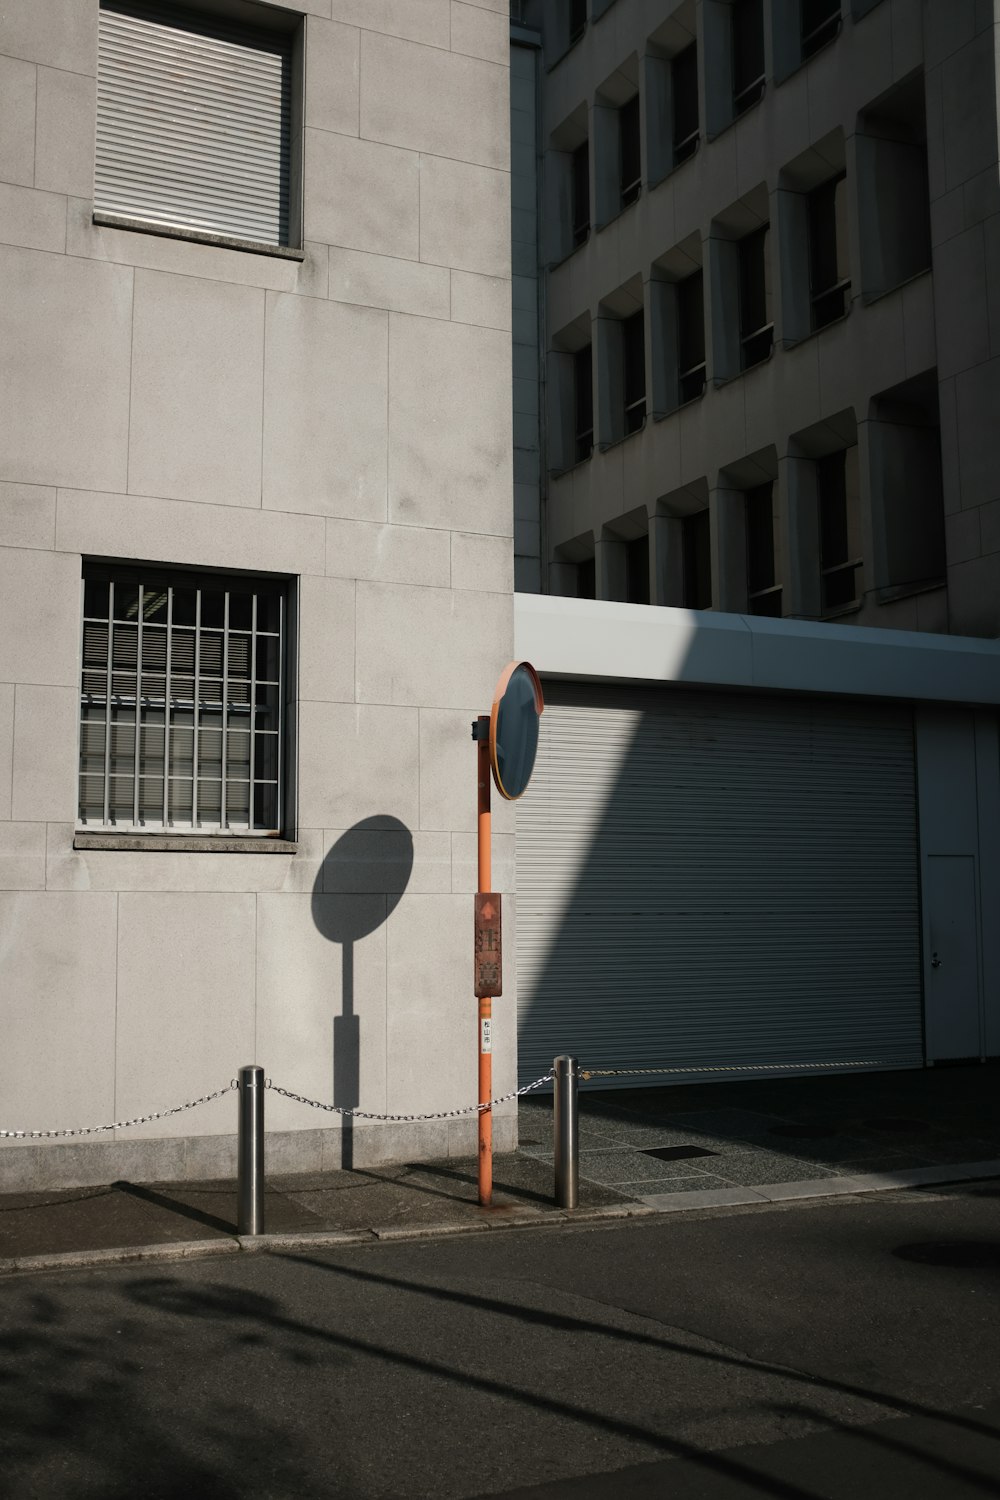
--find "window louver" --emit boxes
[96,1,292,247]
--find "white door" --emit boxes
[924,855,981,1060]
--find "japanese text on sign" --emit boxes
[474,892,502,998]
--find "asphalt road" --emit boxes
[1,1182,998,1499]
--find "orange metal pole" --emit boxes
[477,717,493,1207]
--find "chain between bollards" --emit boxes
[237,1064,265,1236]
[553,1055,579,1210]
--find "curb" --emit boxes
[0,1237,240,1277]
[1,1162,996,1276]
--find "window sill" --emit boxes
[648,139,701,193]
[549,232,590,271]
[782,304,852,350]
[653,387,707,423]
[92,212,305,261]
[714,344,774,388]
[876,578,946,606]
[596,187,642,235]
[549,450,593,480]
[598,418,646,453]
[861,266,932,307]
[546,28,586,73]
[820,602,863,622]
[73,833,297,854]
[706,85,767,145]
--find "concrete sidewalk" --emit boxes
[2,1063,998,1274]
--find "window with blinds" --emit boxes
[79,567,286,834]
[95,0,296,249]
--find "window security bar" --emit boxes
[678,360,707,403]
[624,396,646,434]
[747,582,783,617]
[811,275,851,324]
[740,321,774,366]
[801,11,841,60]
[673,127,699,166]
[574,425,594,463]
[79,574,283,835]
[821,556,862,612]
[733,73,765,116]
[621,174,641,208]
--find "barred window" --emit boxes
[79,566,286,834]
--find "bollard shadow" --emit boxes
[311,818,414,1171]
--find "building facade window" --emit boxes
[79,565,287,834]
[95,0,299,250]
[732,0,765,117]
[818,447,862,613]
[623,310,647,433]
[626,534,651,604]
[739,224,773,369]
[574,344,594,462]
[569,0,587,45]
[683,510,712,608]
[619,94,642,208]
[572,141,591,246]
[577,555,597,598]
[745,483,782,615]
[672,44,699,166]
[677,270,707,402]
[801,0,840,60]
[809,174,850,329]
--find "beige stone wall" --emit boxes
[0,0,516,1186]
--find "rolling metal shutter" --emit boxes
[96,2,292,246]
[516,684,923,1085]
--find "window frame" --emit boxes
[801,0,841,61]
[738,224,774,370]
[78,563,290,839]
[745,482,782,616]
[573,344,595,463]
[808,173,851,330]
[619,94,642,210]
[672,43,700,167]
[731,0,766,118]
[622,309,647,435]
[818,447,863,614]
[94,0,304,257]
[676,270,707,404]
[571,140,591,248]
[683,509,712,610]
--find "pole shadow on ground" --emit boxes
[311,818,413,1170]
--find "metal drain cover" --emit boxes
[642,1145,718,1161]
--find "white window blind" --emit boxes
[96,0,292,247]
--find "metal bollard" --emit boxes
[237,1064,265,1236]
[553,1055,579,1210]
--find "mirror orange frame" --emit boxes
[488,660,544,801]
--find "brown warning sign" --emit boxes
[474,892,502,998]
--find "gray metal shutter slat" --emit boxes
[96,5,291,246]
[516,685,923,1086]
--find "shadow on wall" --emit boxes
[311,817,413,1169]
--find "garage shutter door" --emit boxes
[516,684,922,1085]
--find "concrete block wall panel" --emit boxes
[534,0,1000,638]
[0,892,117,1135]
[0,0,514,1185]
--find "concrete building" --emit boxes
[0,0,516,1189]
[509,2,1000,1087]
